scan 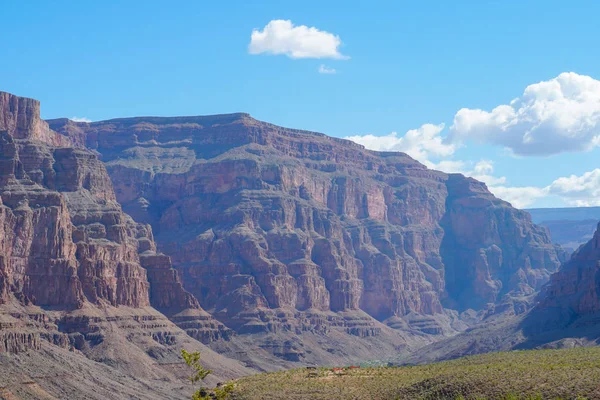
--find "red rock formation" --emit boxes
[47,111,565,337]
[0,91,71,146]
[0,90,572,378]
[441,175,566,311]
[0,91,228,349]
[538,222,600,315]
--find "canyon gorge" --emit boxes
[0,91,585,398]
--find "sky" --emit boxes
[2,0,600,208]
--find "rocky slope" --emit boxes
[406,221,600,365]
[47,110,565,346]
[0,92,250,398]
[536,222,600,320]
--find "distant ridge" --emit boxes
[526,206,600,223]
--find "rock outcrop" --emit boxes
[0,91,71,146]
[398,219,600,364]
[0,117,153,310]
[441,175,566,312]
[537,222,600,316]
[403,219,600,364]
[0,91,235,365]
[47,111,565,339]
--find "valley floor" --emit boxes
[231,347,600,399]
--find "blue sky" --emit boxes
[3,0,600,208]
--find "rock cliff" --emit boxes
[441,175,566,312]
[537,222,600,316]
[401,221,600,364]
[47,110,566,340]
[0,92,249,398]
[0,90,570,391]
[0,91,71,146]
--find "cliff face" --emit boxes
[0,123,166,310]
[537,222,600,316]
[47,112,565,337]
[0,91,574,389]
[0,91,232,362]
[0,92,71,146]
[404,220,600,364]
[441,176,565,312]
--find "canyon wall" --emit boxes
[0,92,233,362]
[47,111,566,337]
[0,90,570,380]
[537,222,600,316]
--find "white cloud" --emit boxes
[425,159,467,174]
[449,72,600,156]
[546,169,600,206]
[345,123,455,164]
[249,20,349,59]
[486,168,600,208]
[318,64,337,74]
[468,160,507,186]
[486,186,547,209]
[343,79,600,208]
[70,117,92,123]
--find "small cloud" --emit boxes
[345,123,455,164]
[70,117,92,123]
[318,64,337,74]
[249,19,349,60]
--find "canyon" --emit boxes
[0,90,576,398]
[406,220,600,364]
[527,207,600,253]
[0,92,249,399]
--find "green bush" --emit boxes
[182,349,234,400]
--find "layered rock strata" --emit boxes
[537,222,600,316]
[47,111,566,339]
[0,91,230,353]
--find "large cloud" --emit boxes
[449,72,600,156]
[345,74,600,208]
[249,20,349,59]
[345,123,455,164]
[487,169,600,208]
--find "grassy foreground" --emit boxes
[231,347,600,399]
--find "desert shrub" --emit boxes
[182,349,234,400]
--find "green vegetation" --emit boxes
[231,347,600,399]
[182,349,235,400]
